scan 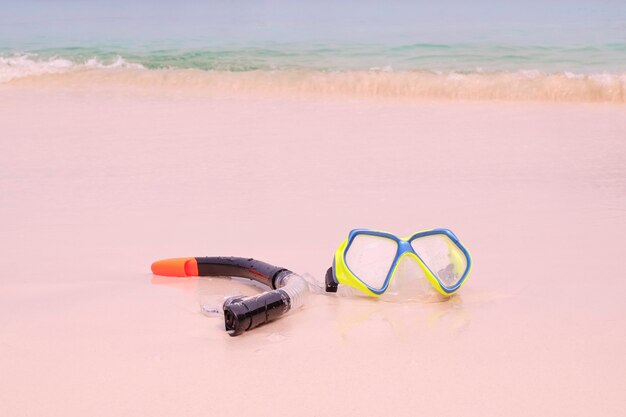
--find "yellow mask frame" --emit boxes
[325,228,472,297]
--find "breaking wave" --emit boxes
[0,54,144,83]
[2,54,624,102]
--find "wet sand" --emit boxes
[1,87,625,416]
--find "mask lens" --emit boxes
[345,234,398,290]
[410,233,468,288]
[380,255,447,303]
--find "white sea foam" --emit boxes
[369,65,394,72]
[0,54,144,83]
[2,54,624,103]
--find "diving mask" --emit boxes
[325,229,471,301]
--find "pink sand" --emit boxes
[0,86,625,416]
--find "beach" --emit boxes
[1,80,625,415]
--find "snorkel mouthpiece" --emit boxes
[223,290,291,336]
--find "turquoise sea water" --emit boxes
[1,1,625,100]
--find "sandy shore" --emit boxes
[1,86,625,416]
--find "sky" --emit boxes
[1,0,625,48]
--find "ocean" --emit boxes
[1,0,625,101]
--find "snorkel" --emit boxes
[151,257,309,336]
[151,228,471,336]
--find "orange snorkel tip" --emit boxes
[151,257,199,277]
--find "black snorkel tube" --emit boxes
[151,256,309,336]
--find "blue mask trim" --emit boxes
[341,228,472,295]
